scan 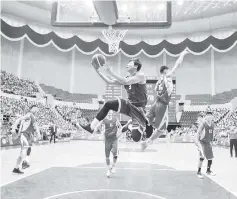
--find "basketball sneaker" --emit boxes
[12,168,24,174]
[22,161,30,169]
[111,166,116,174]
[106,169,111,178]
[206,171,216,176]
[78,124,93,134]
[141,141,148,151]
[197,172,204,179]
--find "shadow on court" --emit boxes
[1,162,236,199]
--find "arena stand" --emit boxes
[185,89,237,105]
[1,70,236,147]
[179,108,229,127]
[0,71,102,146]
[185,94,212,105]
[55,105,98,125]
[40,83,97,104]
[1,70,39,97]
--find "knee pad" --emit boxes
[20,148,28,156]
[27,147,31,156]
[104,101,114,110]
[131,128,142,142]
[145,122,153,138]
[200,157,204,162]
[113,156,118,160]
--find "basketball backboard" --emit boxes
[51,0,172,29]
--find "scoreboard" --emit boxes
[105,84,121,100]
[146,76,158,110]
[105,84,121,119]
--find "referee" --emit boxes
[228,126,237,157]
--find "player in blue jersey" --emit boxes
[77,58,148,142]
[11,105,41,174]
[195,109,216,179]
[141,50,189,151]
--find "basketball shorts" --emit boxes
[198,142,214,160]
[146,101,168,130]
[105,139,118,158]
[117,98,146,128]
[20,133,33,149]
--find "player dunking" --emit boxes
[141,50,189,151]
[95,111,122,177]
[195,109,216,179]
[11,105,41,174]
[78,58,148,142]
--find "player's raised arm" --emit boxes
[104,59,145,85]
[95,69,122,85]
[163,76,174,95]
[167,50,189,77]
[105,67,145,85]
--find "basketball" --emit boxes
[91,54,106,70]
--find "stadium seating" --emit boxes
[185,94,212,105]
[179,111,201,127]
[185,89,237,105]
[217,108,237,128]
[0,96,75,132]
[179,108,229,127]
[55,105,98,124]
[40,84,97,103]
[1,70,39,97]
[210,89,237,104]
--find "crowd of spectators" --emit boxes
[1,70,236,147]
[212,108,229,123]
[170,108,237,147]
[0,96,76,135]
[1,70,39,97]
[55,105,89,126]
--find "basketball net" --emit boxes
[102,26,127,53]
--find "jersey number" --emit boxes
[158,83,163,92]
[209,129,213,134]
[128,85,132,90]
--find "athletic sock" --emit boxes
[90,118,100,130]
[15,156,23,169]
[25,156,29,163]
[207,160,212,172]
[106,158,110,166]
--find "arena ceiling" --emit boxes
[5,0,237,22]
[1,0,237,38]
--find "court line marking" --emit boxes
[204,174,237,197]
[0,167,49,187]
[43,189,166,199]
[75,166,176,171]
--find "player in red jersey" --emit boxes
[11,105,41,174]
[141,50,189,151]
[77,58,148,142]
[195,109,216,179]
[95,111,122,177]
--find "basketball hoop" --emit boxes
[102,26,127,53]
